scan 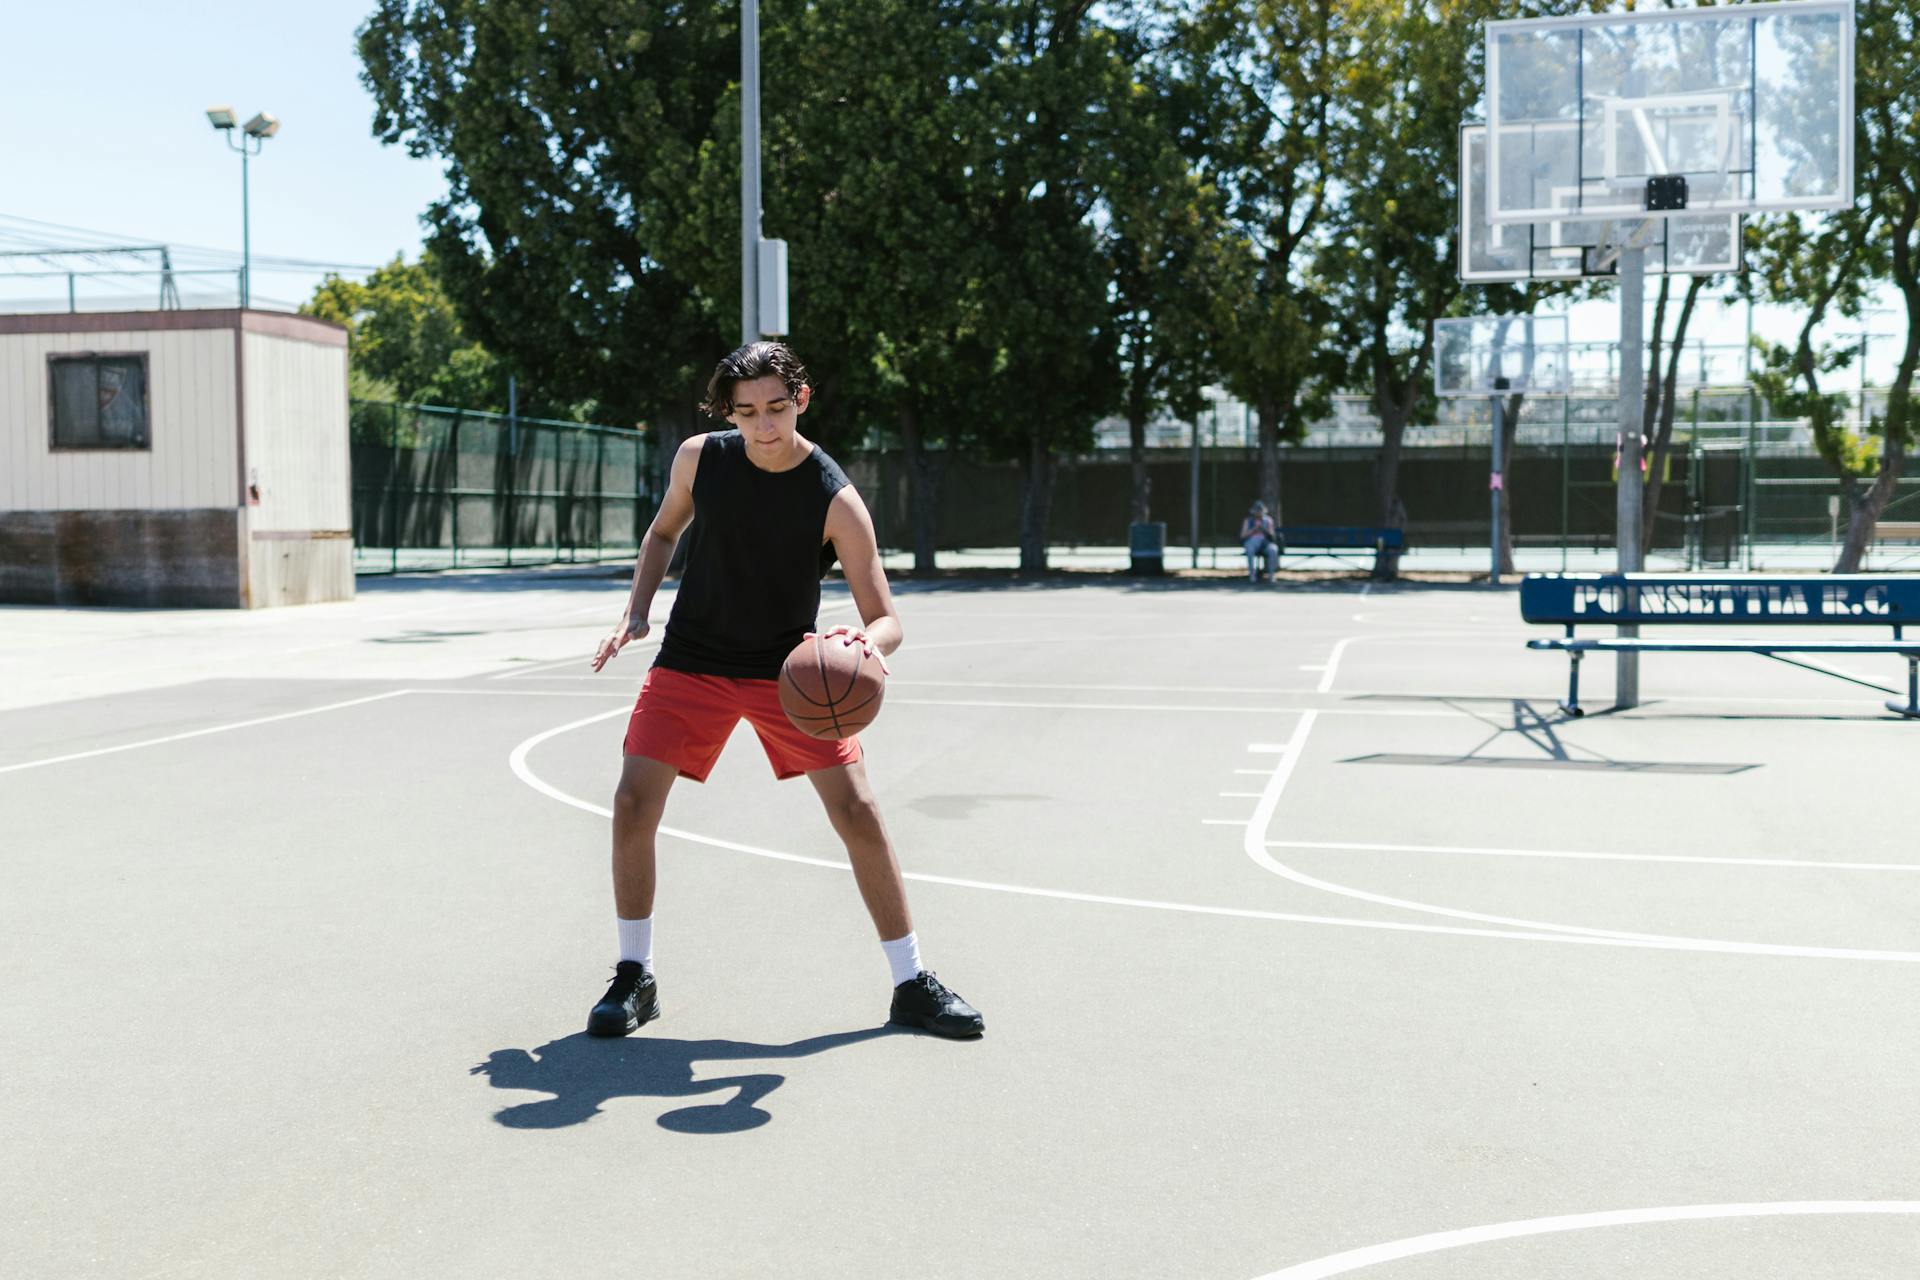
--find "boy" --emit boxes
[586,341,983,1039]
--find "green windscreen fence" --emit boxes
[350,401,658,575]
[344,396,1918,574]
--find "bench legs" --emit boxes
[1561,649,1585,718]
[1889,655,1920,720]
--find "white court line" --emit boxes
[0,691,411,775]
[1253,1201,1920,1280]
[885,698,1459,717]
[406,689,1505,720]
[894,679,1326,695]
[490,597,858,679]
[1239,717,1920,959]
[506,707,1920,963]
[1267,838,1920,874]
[489,638,659,681]
[1314,629,1548,694]
[909,630,1282,652]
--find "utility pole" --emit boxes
[740,0,761,344]
[1616,245,1646,709]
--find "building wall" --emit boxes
[0,324,239,512]
[239,324,353,605]
[0,310,352,607]
[0,509,243,607]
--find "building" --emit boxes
[0,309,351,607]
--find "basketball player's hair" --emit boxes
[702,341,809,419]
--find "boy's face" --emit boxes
[725,375,810,449]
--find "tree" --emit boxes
[1742,0,1919,572]
[953,2,1129,573]
[1318,0,1487,577]
[757,0,1003,572]
[357,1,737,437]
[302,254,512,410]
[1101,22,1243,527]
[1746,211,1882,562]
[1638,272,1710,555]
[1189,0,1346,520]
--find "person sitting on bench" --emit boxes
[1240,501,1280,582]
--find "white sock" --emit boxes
[881,932,923,986]
[617,916,653,968]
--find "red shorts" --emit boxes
[622,665,862,782]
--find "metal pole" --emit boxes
[241,142,251,309]
[1489,389,1505,584]
[67,273,75,313]
[1189,412,1201,570]
[388,402,400,575]
[740,0,761,344]
[1616,245,1646,709]
[1560,395,1570,574]
[506,377,518,567]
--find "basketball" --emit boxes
[778,632,885,740]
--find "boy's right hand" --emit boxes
[591,617,650,672]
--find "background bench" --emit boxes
[1520,573,1920,719]
[1275,526,1405,570]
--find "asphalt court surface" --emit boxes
[4,569,1918,1278]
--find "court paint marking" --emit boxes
[1239,716,1920,958]
[885,698,1462,717]
[507,707,1920,963]
[1253,1201,1920,1279]
[0,690,412,775]
[486,597,857,678]
[1318,632,1534,693]
[1267,838,1920,874]
[407,689,1515,720]
[489,637,662,680]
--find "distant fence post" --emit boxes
[449,409,463,569]
[388,402,400,575]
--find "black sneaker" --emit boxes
[889,972,984,1038]
[586,961,660,1037]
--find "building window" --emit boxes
[49,354,150,450]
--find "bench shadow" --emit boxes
[472,1026,897,1133]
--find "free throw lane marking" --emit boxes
[507,708,1920,964]
[1238,717,1920,959]
[1267,838,1920,873]
[1253,1201,1920,1279]
[0,690,411,775]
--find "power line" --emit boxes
[0,211,389,273]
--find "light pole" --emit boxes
[737,3,788,343]
[206,106,279,309]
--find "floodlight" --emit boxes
[206,106,237,130]
[243,112,280,139]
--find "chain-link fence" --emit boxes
[350,401,658,575]
[341,396,1915,575]
[852,403,1920,573]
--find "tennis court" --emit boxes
[5,568,1917,1278]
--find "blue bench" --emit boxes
[1522,574,1920,718]
[1276,526,1405,569]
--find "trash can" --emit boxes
[1128,521,1166,576]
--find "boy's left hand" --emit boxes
[814,624,890,675]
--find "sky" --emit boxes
[0,1,445,311]
[0,3,1897,378]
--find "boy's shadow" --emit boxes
[472,1027,896,1133]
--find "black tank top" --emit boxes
[655,430,852,679]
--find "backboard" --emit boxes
[1433,314,1572,398]
[1460,125,1742,282]
[1485,0,1854,225]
